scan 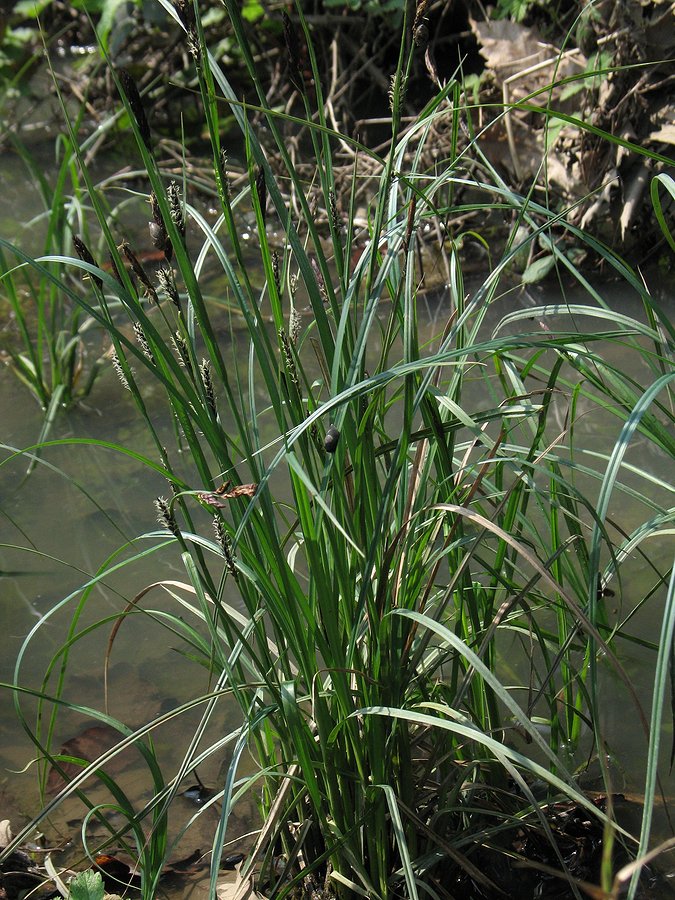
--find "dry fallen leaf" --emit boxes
[217,877,265,900]
[649,124,675,146]
[0,819,13,848]
[46,725,134,795]
[470,17,546,81]
[198,484,257,507]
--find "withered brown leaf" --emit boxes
[197,483,257,507]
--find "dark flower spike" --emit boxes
[175,1,200,63]
[328,189,341,234]
[213,518,238,581]
[310,256,328,305]
[412,0,430,35]
[172,332,193,374]
[175,0,195,30]
[412,0,430,49]
[272,250,281,297]
[414,20,429,49]
[154,496,179,536]
[120,241,159,304]
[403,195,417,255]
[289,306,301,346]
[118,68,151,152]
[282,11,303,93]
[200,359,217,416]
[167,182,185,240]
[149,192,172,261]
[148,220,164,250]
[187,27,201,62]
[73,235,102,289]
[255,166,267,227]
[279,328,300,392]
[107,252,124,286]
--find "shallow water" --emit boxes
[1,143,674,894]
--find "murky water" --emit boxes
[2,142,674,895]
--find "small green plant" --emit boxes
[0,130,108,424]
[67,869,105,900]
[494,0,533,21]
[1,2,674,899]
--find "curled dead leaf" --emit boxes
[197,484,257,507]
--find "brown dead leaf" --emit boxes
[198,484,257,507]
[470,18,546,82]
[46,725,134,795]
[470,18,584,90]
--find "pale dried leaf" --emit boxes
[424,45,440,87]
[649,124,675,146]
[579,175,616,231]
[544,154,578,197]
[43,852,76,898]
[620,161,650,240]
[472,20,584,89]
[217,877,265,900]
[0,820,12,848]
[616,123,637,167]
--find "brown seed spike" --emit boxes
[282,11,303,93]
[107,252,123,286]
[175,0,195,29]
[310,255,328,305]
[120,241,159,304]
[72,235,102,289]
[255,167,267,227]
[403,196,417,255]
[412,0,430,34]
[118,68,151,152]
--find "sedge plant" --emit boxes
[1,1,674,898]
[0,126,108,418]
